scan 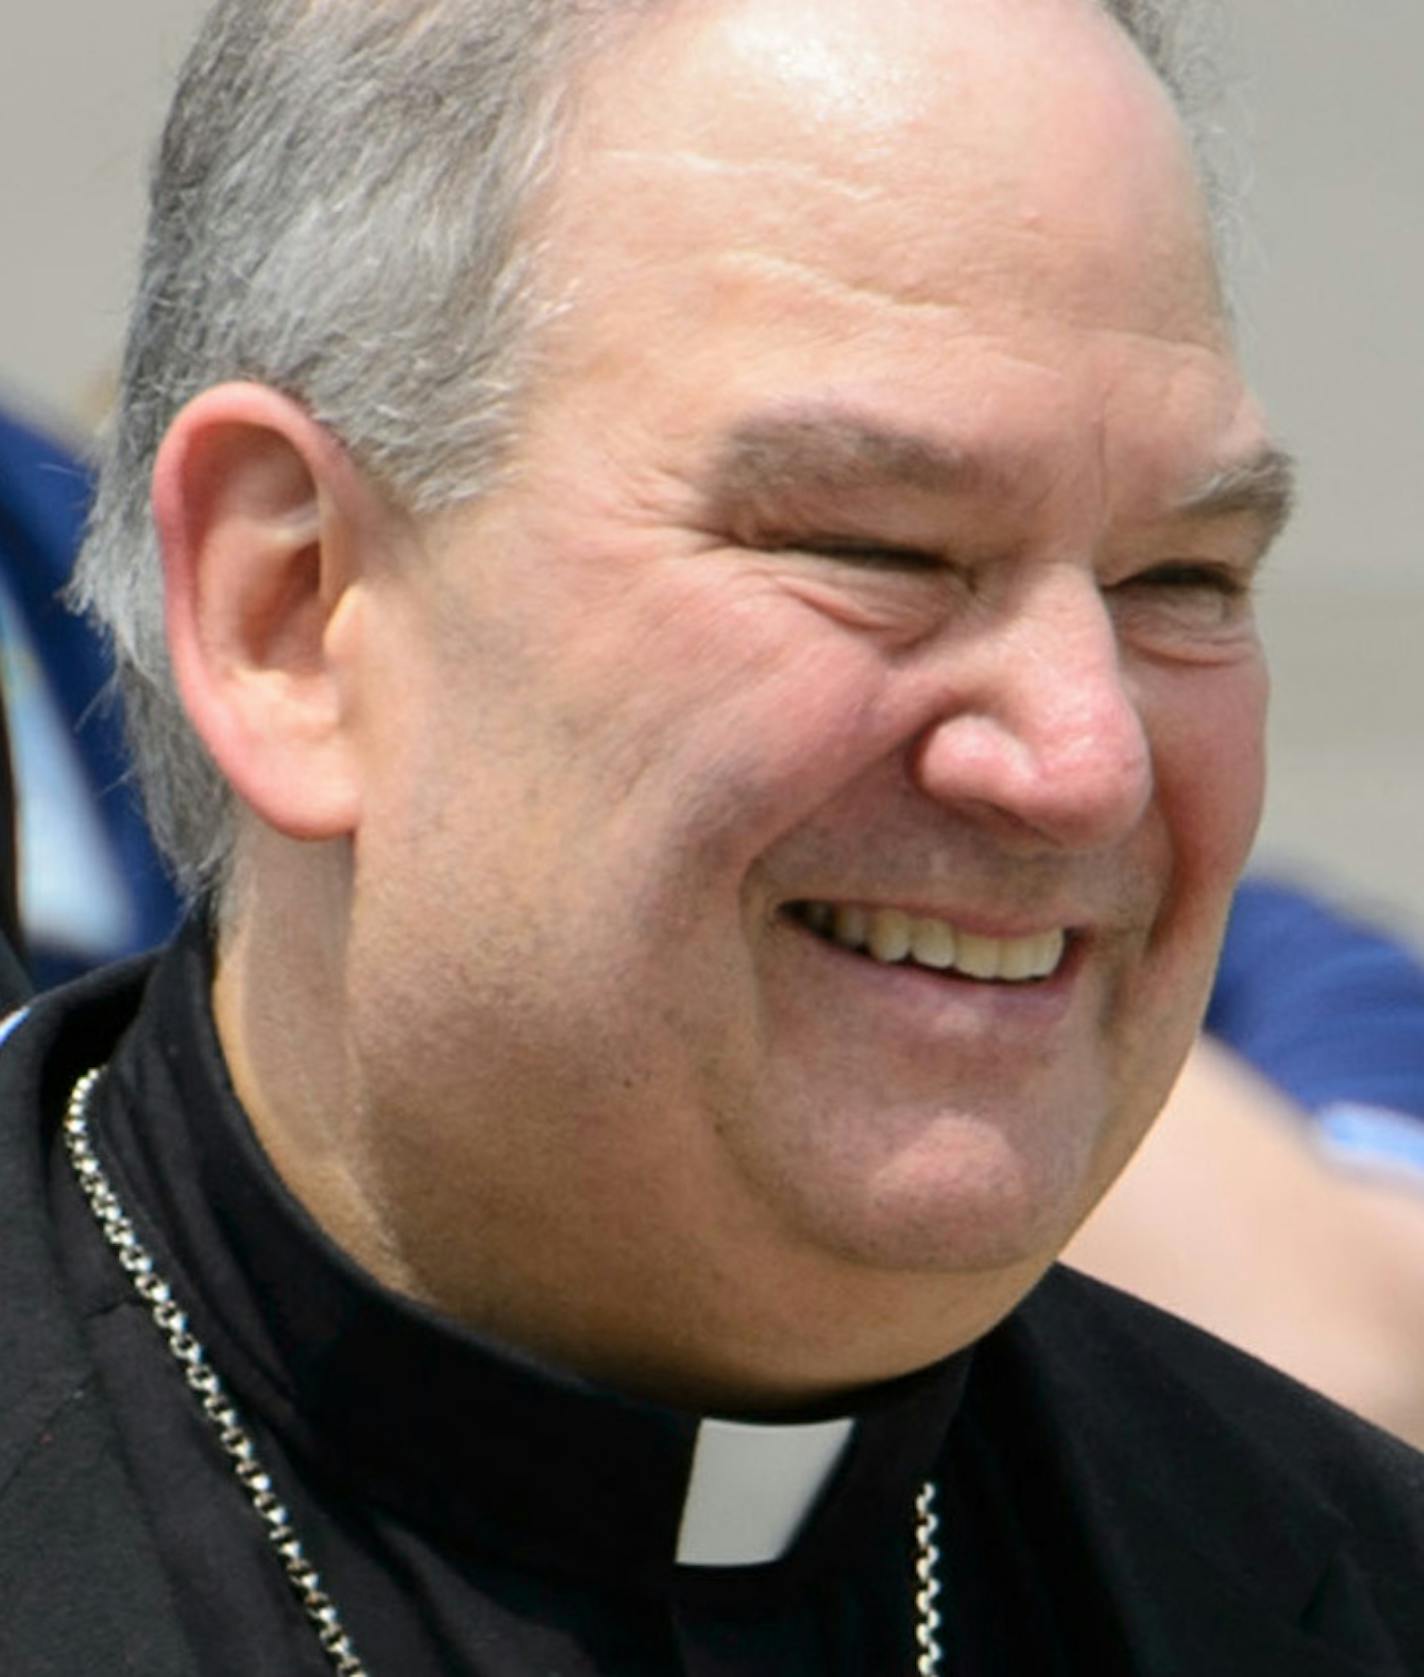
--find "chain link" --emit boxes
[64,1067,371,1677]
[65,1064,945,1675]
[913,1480,945,1674]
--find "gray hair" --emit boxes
[71,0,1231,897]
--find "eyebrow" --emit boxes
[704,412,989,508]
[1173,446,1298,545]
[704,408,1298,546]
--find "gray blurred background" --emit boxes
[1,1,1420,931]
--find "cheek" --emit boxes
[571,578,905,824]
[1152,657,1268,905]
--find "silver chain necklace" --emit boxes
[62,1065,945,1676]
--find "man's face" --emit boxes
[344,0,1279,1343]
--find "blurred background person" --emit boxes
[0,403,178,986]
[0,679,30,1011]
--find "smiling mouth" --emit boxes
[787,901,1068,984]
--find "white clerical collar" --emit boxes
[675,1414,856,1567]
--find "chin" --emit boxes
[779,1135,1091,1281]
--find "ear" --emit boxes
[153,382,387,844]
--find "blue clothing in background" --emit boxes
[1209,877,1424,1177]
[0,405,179,985]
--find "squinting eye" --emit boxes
[1109,562,1253,635]
[1135,562,1247,596]
[786,537,942,572]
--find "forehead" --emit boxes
[520,0,1255,522]
[557,0,1222,324]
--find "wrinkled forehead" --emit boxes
[551,0,1224,345]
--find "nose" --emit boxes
[909,574,1152,853]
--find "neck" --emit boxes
[212,838,414,1289]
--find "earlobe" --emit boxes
[154,382,375,844]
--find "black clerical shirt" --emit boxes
[48,920,1103,1674]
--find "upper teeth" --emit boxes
[798,902,1066,982]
